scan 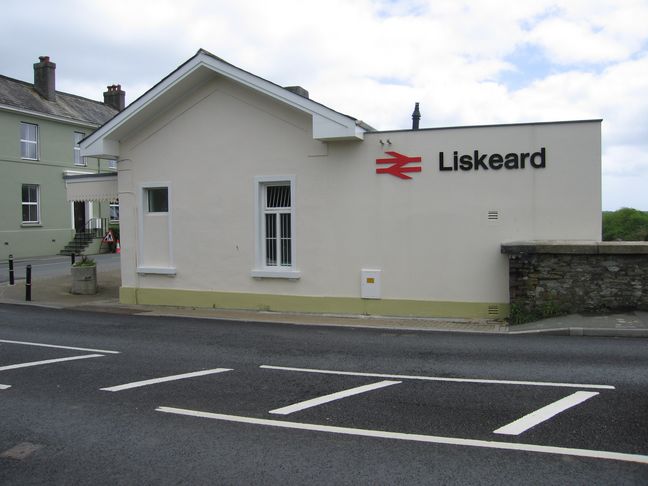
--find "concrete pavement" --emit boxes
[1,254,647,336]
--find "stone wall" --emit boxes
[501,242,648,323]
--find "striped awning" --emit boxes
[64,173,118,202]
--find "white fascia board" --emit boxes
[81,51,365,154]
[205,56,364,141]
[81,138,119,159]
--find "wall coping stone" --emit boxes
[501,240,648,255]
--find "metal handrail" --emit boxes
[83,217,109,237]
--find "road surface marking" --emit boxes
[0,384,11,390]
[156,407,648,465]
[269,380,401,415]
[0,354,104,372]
[0,339,120,354]
[100,368,233,392]
[260,365,615,390]
[493,391,600,435]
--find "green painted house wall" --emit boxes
[0,109,114,260]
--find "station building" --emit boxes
[81,49,601,319]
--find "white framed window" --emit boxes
[109,199,119,222]
[20,122,38,160]
[21,184,40,224]
[137,182,175,275]
[74,131,86,166]
[252,176,299,279]
[146,187,169,213]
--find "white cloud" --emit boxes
[1,0,647,209]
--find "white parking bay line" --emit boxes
[269,380,401,415]
[0,339,120,354]
[0,384,11,390]
[494,391,600,436]
[0,354,104,372]
[260,365,615,390]
[100,368,233,392]
[156,407,648,465]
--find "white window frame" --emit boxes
[20,122,39,160]
[252,175,300,279]
[74,131,86,166]
[21,184,40,224]
[109,199,119,222]
[137,182,175,275]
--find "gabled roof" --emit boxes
[82,49,374,158]
[0,74,118,127]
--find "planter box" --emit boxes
[71,265,97,295]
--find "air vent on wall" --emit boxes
[487,305,499,317]
[487,210,499,221]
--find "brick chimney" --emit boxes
[33,56,56,101]
[103,84,125,111]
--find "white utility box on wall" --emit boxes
[361,269,381,299]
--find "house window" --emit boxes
[20,122,38,160]
[108,159,117,170]
[263,184,292,267]
[252,176,298,278]
[146,187,168,213]
[21,184,40,224]
[74,132,86,166]
[109,200,119,222]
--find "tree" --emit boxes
[602,208,648,241]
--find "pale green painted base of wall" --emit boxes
[120,287,509,319]
[1,228,74,260]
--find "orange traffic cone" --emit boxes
[116,240,121,254]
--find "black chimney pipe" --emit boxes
[412,102,421,130]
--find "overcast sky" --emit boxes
[1,0,647,210]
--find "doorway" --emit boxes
[74,201,86,232]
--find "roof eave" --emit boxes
[81,50,366,157]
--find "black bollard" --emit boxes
[71,253,76,266]
[8,254,14,286]
[25,264,32,301]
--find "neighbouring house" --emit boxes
[81,49,601,319]
[0,56,124,260]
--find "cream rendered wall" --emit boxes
[117,75,601,307]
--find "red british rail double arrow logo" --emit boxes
[376,152,422,179]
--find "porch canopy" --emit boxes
[64,172,118,202]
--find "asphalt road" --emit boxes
[0,304,647,485]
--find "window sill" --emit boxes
[251,269,301,280]
[137,266,176,275]
[21,223,42,227]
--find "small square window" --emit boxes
[146,187,168,213]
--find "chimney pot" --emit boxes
[33,56,56,101]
